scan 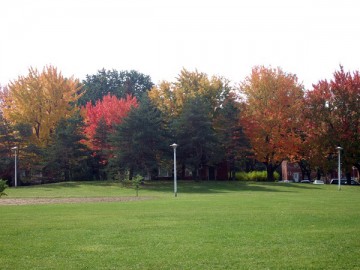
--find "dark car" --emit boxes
[330,179,360,185]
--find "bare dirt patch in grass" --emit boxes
[0,197,152,206]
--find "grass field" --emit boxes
[1,181,360,269]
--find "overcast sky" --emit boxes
[1,0,359,89]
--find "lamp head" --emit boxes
[170,143,178,149]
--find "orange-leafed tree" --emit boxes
[82,94,138,150]
[240,66,305,181]
[2,66,82,147]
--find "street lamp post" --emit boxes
[336,146,343,191]
[170,143,178,197]
[11,146,18,187]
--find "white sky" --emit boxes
[1,0,360,89]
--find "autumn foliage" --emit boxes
[148,68,228,118]
[304,66,360,172]
[2,66,82,146]
[240,66,304,180]
[82,94,138,149]
[1,65,359,183]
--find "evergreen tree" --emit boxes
[173,96,220,180]
[110,96,169,180]
[214,93,250,180]
[91,117,110,180]
[0,112,16,182]
[44,113,90,181]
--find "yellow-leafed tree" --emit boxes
[2,66,82,147]
[148,68,229,118]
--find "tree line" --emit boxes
[0,65,359,185]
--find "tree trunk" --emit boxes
[64,160,70,181]
[266,163,275,181]
[298,160,311,181]
[345,171,351,184]
[316,168,321,180]
[181,164,186,180]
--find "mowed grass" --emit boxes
[1,181,360,269]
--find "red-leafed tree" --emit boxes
[240,66,305,181]
[82,94,138,150]
[304,66,360,179]
[82,94,138,179]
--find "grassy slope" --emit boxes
[0,181,360,269]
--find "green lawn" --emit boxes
[1,181,360,269]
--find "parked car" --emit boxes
[313,180,325,185]
[330,179,346,185]
[330,179,360,185]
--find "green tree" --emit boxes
[0,179,8,197]
[173,96,220,180]
[91,117,110,180]
[44,113,90,181]
[214,93,249,180]
[110,96,169,180]
[0,112,16,182]
[148,69,233,180]
[79,69,153,106]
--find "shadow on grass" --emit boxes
[141,180,322,194]
[29,182,82,189]
[27,181,117,189]
[277,182,323,190]
[25,180,322,194]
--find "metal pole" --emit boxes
[14,149,17,187]
[170,143,178,197]
[11,147,18,187]
[174,146,177,197]
[337,146,342,191]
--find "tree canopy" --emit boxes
[1,65,359,183]
[109,96,169,179]
[82,94,138,150]
[148,68,230,119]
[305,66,360,176]
[240,66,305,180]
[44,113,89,181]
[174,96,220,179]
[2,66,82,147]
[79,69,153,106]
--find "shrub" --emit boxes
[120,175,143,197]
[0,179,8,197]
[236,171,280,182]
[236,172,249,181]
[132,175,143,197]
